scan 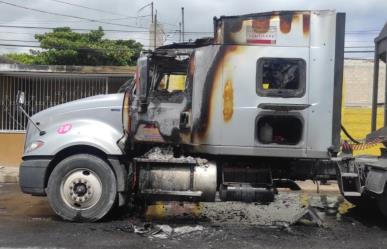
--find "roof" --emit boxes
[375,23,387,43]
[155,37,214,50]
[375,22,387,62]
[0,63,135,75]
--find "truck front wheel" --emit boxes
[47,154,117,222]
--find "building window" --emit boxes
[256,58,306,97]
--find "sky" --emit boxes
[0,0,386,59]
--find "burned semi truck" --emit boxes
[18,10,387,222]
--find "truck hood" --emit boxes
[31,93,124,122]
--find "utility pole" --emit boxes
[151,2,154,23]
[154,11,157,50]
[181,7,185,42]
[179,22,182,42]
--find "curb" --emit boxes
[0,166,19,183]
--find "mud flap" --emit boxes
[365,168,387,195]
[108,158,128,207]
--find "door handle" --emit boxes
[257,103,311,111]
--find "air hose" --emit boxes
[341,124,361,144]
[341,124,383,151]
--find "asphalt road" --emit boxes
[1,183,387,249]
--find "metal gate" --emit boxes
[0,73,108,132]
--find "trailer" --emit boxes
[17,10,387,222]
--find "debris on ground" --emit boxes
[141,147,207,164]
[293,206,324,227]
[149,225,173,239]
[174,225,204,235]
[132,223,205,239]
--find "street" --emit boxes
[1,183,387,249]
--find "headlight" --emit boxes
[25,141,44,153]
[123,90,131,133]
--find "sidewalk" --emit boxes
[0,166,19,183]
[297,180,339,193]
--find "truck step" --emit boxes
[340,172,361,194]
[341,173,359,178]
[342,191,361,197]
[141,189,203,197]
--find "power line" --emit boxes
[0,0,149,30]
[0,16,152,24]
[346,30,380,33]
[0,31,42,35]
[0,43,151,51]
[0,24,213,34]
[345,46,374,48]
[0,25,149,33]
[38,1,169,30]
[346,40,374,43]
[344,50,375,53]
[0,43,40,48]
[46,0,150,19]
[0,39,39,43]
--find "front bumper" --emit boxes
[19,158,51,196]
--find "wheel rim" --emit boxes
[60,168,102,210]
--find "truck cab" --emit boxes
[24,10,381,223]
[124,10,345,159]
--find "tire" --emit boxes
[345,195,376,210]
[47,154,117,222]
[378,189,387,219]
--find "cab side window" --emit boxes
[256,58,306,98]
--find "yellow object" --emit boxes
[223,79,234,121]
[338,200,354,214]
[158,74,186,92]
[299,193,309,208]
[342,107,384,155]
[169,75,186,91]
[145,201,203,220]
[262,83,270,89]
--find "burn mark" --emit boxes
[223,19,244,43]
[252,17,270,33]
[229,18,244,33]
[303,14,310,36]
[193,46,227,138]
[223,79,234,122]
[134,121,181,144]
[280,13,293,34]
[185,52,196,110]
[193,45,242,139]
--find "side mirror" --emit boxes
[16,91,25,106]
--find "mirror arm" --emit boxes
[17,105,46,136]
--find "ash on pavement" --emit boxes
[1,183,387,249]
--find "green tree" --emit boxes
[5,27,143,66]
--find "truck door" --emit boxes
[131,54,191,144]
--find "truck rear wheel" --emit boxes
[345,195,376,210]
[47,154,117,222]
[378,188,387,219]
